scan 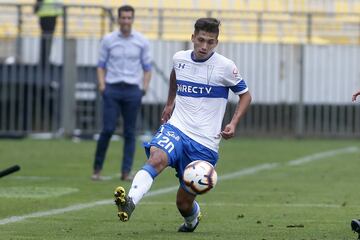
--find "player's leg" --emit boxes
[114,123,182,222]
[128,146,169,204]
[175,131,218,232]
[92,89,120,180]
[114,146,169,221]
[176,187,201,232]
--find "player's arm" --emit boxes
[352,89,360,102]
[97,36,109,93]
[141,39,152,95]
[142,70,152,95]
[161,69,177,123]
[221,91,252,139]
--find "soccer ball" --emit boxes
[183,160,218,195]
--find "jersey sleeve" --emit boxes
[172,51,182,68]
[223,61,249,95]
[141,38,152,71]
[97,35,109,68]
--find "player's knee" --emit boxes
[147,147,168,171]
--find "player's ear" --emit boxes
[191,34,195,42]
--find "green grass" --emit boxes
[0,138,359,239]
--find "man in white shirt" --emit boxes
[113,17,252,232]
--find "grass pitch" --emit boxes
[0,138,359,239]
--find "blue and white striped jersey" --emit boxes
[168,50,248,152]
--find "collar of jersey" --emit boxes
[117,30,134,38]
[191,51,214,62]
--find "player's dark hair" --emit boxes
[118,5,135,18]
[194,18,220,36]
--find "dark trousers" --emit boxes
[39,16,57,67]
[93,82,142,174]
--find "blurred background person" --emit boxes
[34,0,63,67]
[92,5,152,181]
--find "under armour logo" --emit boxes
[178,63,186,69]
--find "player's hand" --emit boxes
[161,104,174,124]
[98,84,105,93]
[352,90,360,102]
[220,123,236,140]
[142,86,149,96]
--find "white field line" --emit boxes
[0,166,274,226]
[0,200,111,225]
[12,176,51,180]
[0,146,358,225]
[287,146,359,166]
[219,163,279,181]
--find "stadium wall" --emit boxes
[13,36,360,105]
[0,37,359,138]
[0,2,359,138]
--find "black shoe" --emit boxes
[351,219,360,239]
[178,212,201,232]
[114,186,135,222]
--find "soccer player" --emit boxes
[114,17,252,232]
[351,89,360,237]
